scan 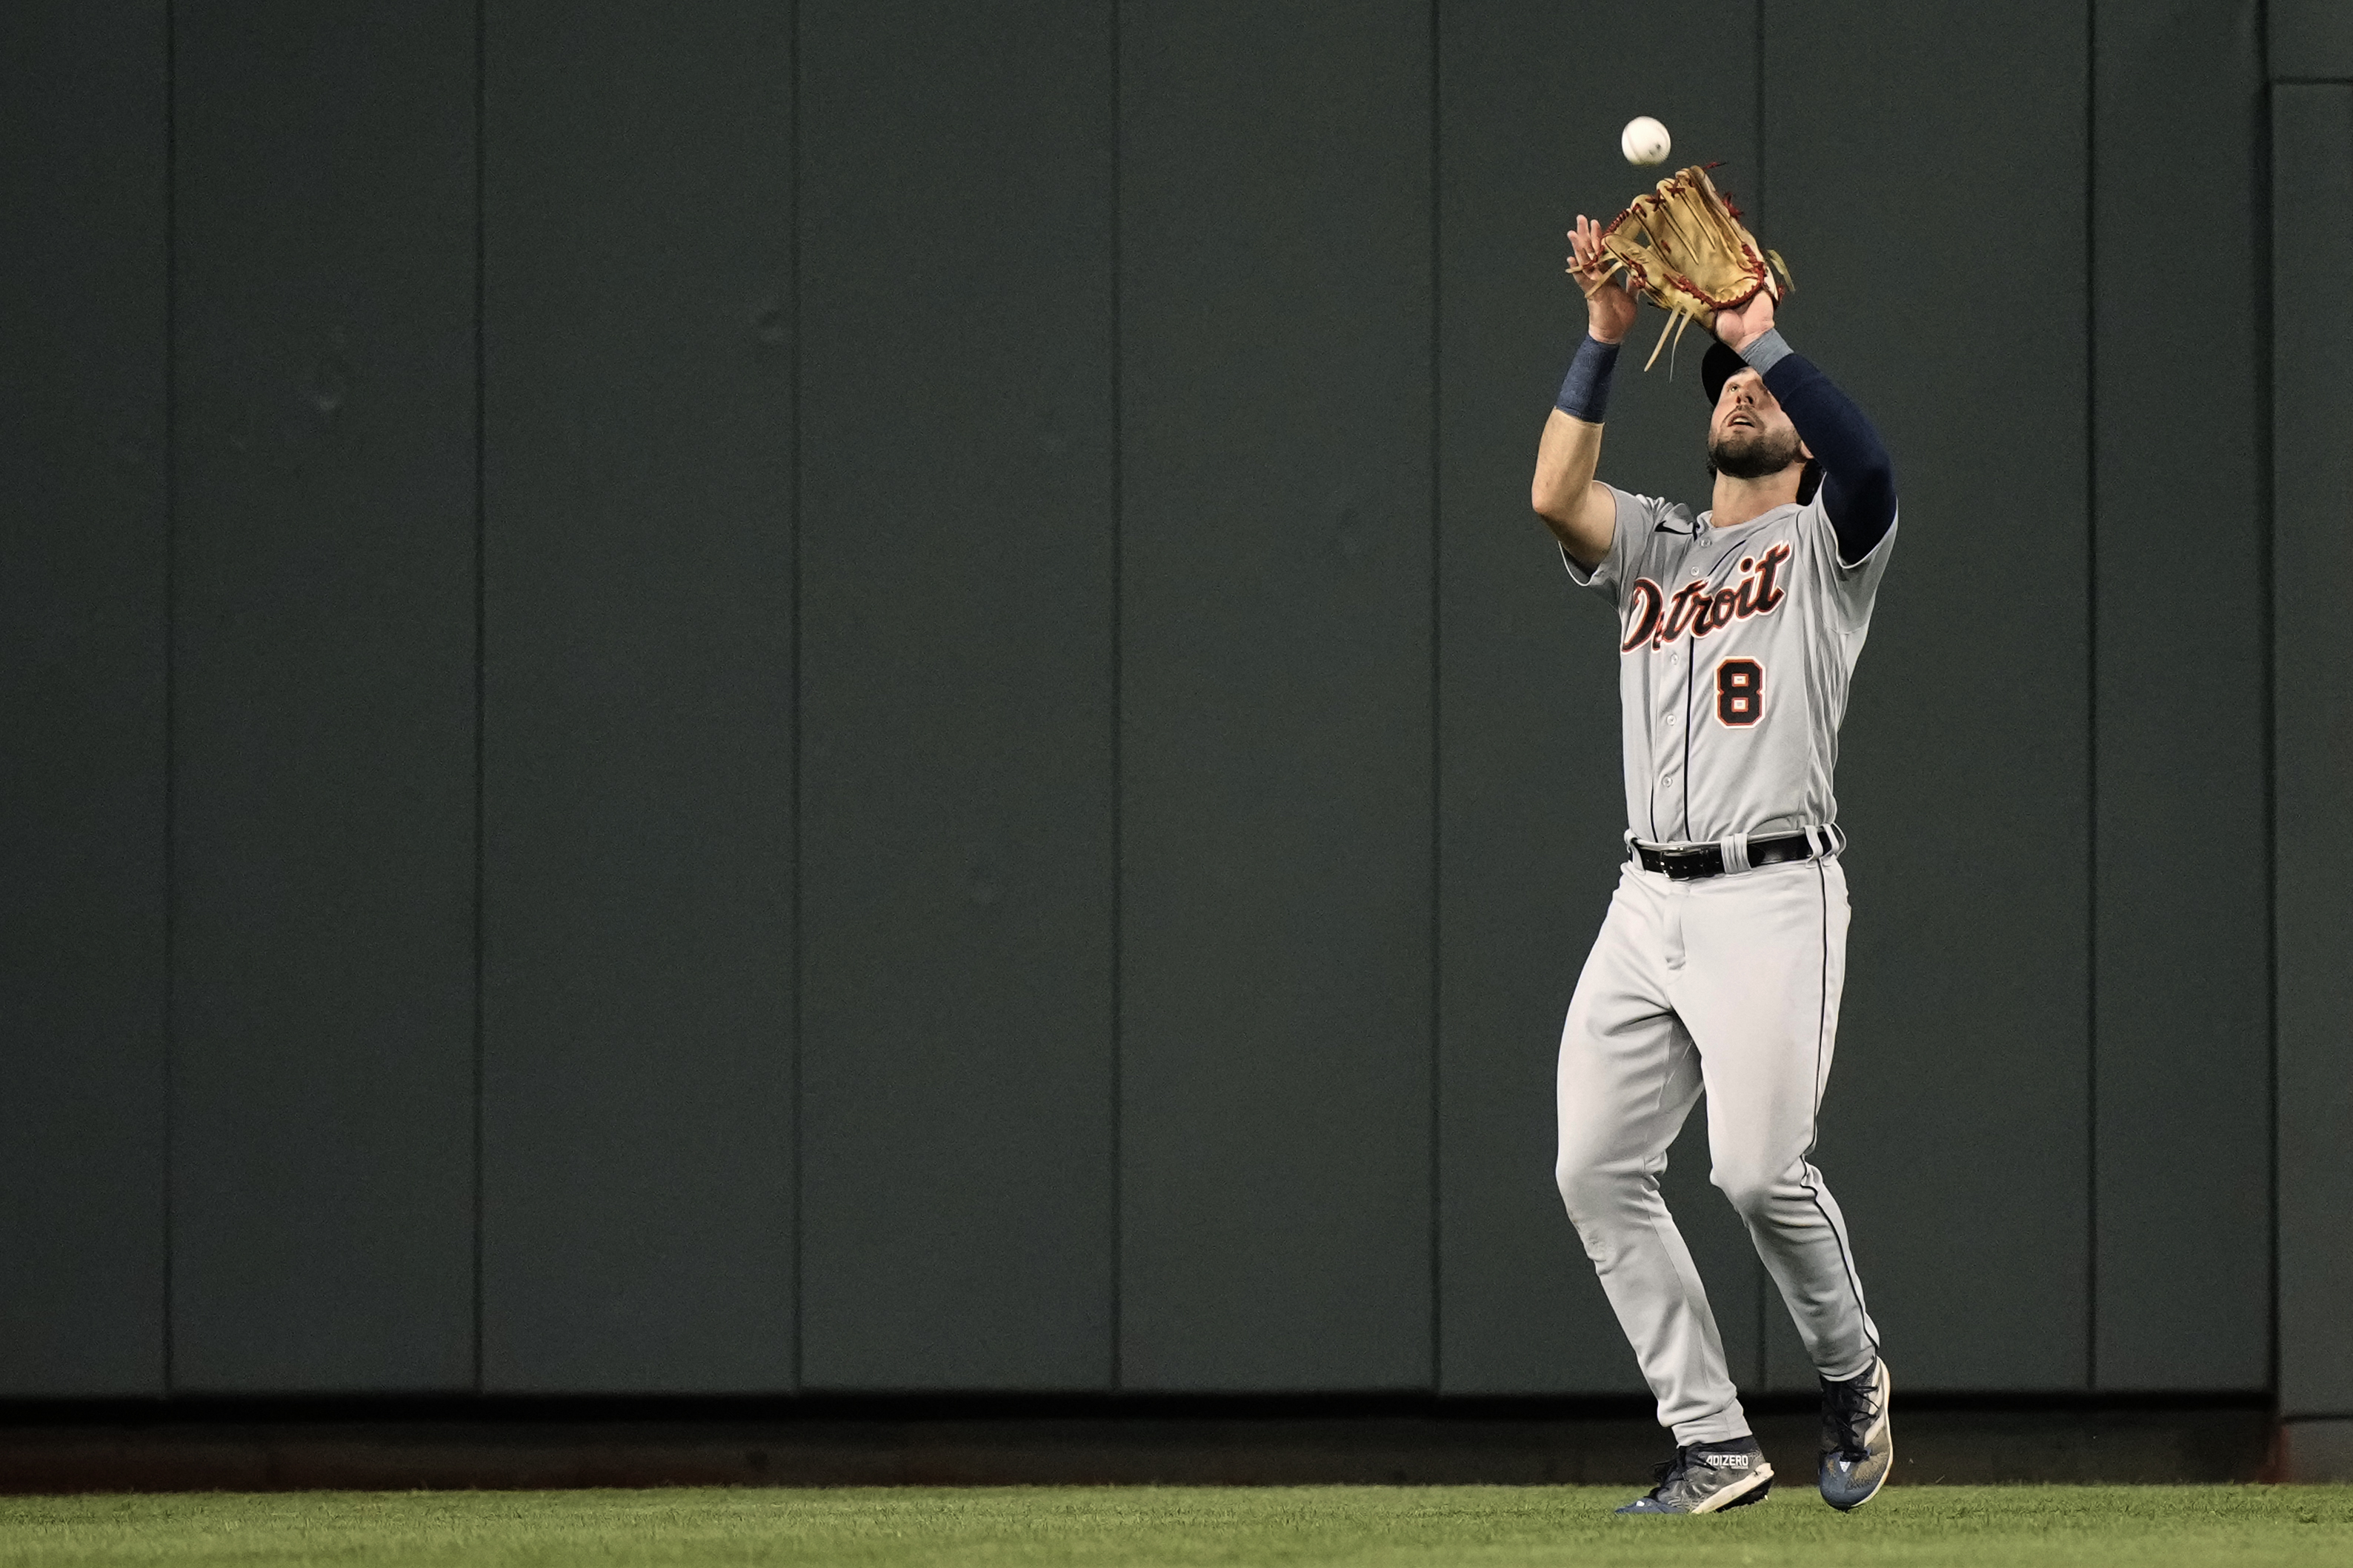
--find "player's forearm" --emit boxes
[1531,334,1620,566]
[1533,408,1602,518]
[1742,330,1897,563]
[1532,413,1612,566]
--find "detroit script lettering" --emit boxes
[1620,541,1792,655]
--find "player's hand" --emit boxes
[1705,284,1776,352]
[1568,215,1636,344]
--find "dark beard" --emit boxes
[1708,424,1803,481]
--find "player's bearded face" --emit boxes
[1708,379,1805,480]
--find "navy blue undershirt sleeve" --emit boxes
[1738,329,1897,566]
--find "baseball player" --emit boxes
[1527,211,1899,1514]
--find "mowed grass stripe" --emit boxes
[1,1484,2349,1567]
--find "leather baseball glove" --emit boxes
[1576,164,1794,372]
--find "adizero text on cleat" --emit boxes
[1614,1436,1774,1515]
[1817,1358,1894,1511]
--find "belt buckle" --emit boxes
[1659,845,1711,881]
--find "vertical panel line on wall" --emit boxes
[1109,0,1125,1392]
[788,0,805,1392]
[1752,0,1765,210]
[2255,61,2278,1404]
[162,0,179,1395]
[1425,0,1442,1389]
[2083,0,2098,1391]
[469,0,487,1395]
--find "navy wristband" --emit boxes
[1555,333,1621,424]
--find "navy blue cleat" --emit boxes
[1818,1358,1894,1510]
[1614,1436,1774,1515]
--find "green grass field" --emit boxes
[3,1485,2350,1568]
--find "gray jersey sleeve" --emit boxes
[1561,487,1685,605]
[1794,493,1900,639]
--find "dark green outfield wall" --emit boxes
[0,0,2339,1409]
[2273,0,2353,1423]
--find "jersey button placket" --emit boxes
[1656,664,1683,807]
[1663,638,1694,838]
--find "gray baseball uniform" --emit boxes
[1554,484,1895,1446]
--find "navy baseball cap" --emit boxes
[1700,341,1746,407]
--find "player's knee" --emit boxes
[1554,1149,1633,1226]
[1710,1163,1781,1219]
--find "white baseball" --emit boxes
[1620,116,1671,167]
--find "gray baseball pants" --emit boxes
[1555,852,1880,1446]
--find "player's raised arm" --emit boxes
[1531,215,1635,571]
[1708,288,1897,566]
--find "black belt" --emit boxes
[1632,829,1840,881]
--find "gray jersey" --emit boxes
[1565,485,1896,845]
